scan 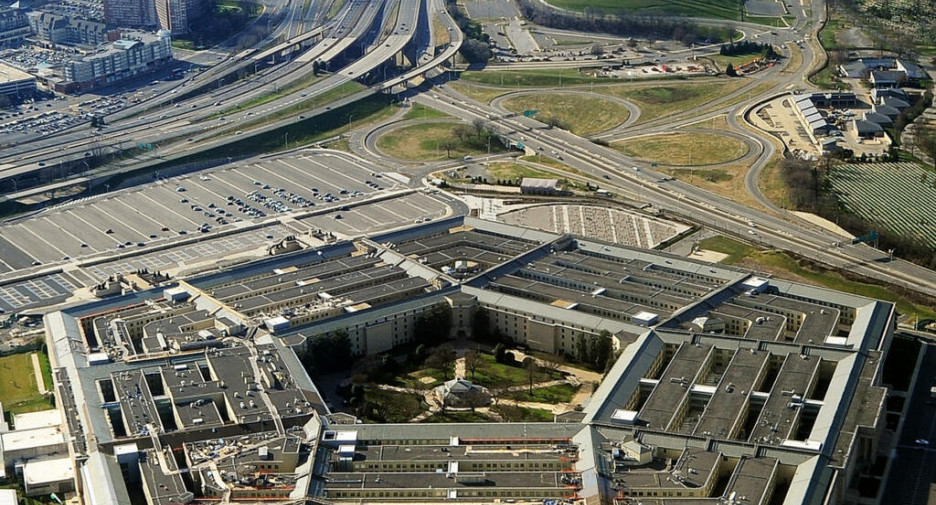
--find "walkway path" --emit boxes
[30,353,46,395]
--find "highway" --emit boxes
[0,0,456,192]
[414,68,936,298]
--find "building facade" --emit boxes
[155,0,207,35]
[62,30,172,92]
[0,7,29,47]
[103,0,158,28]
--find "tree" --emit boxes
[524,358,540,394]
[440,138,457,158]
[452,124,471,143]
[427,345,456,380]
[725,63,738,77]
[471,118,486,139]
[301,329,354,377]
[464,349,481,380]
[590,43,604,56]
[575,336,590,365]
[493,343,507,364]
[414,305,453,344]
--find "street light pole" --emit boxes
[348,114,353,133]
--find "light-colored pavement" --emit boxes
[31,352,47,395]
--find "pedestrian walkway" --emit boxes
[30,353,46,394]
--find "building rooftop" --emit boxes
[0,425,65,451]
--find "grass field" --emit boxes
[543,0,742,20]
[598,80,750,124]
[0,353,53,415]
[459,68,606,88]
[503,383,579,404]
[613,132,748,166]
[484,162,557,183]
[431,12,451,47]
[376,122,505,161]
[402,103,453,120]
[500,93,631,136]
[469,353,565,389]
[490,405,555,422]
[698,236,936,321]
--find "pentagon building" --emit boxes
[42,217,894,505]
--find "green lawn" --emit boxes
[597,80,750,125]
[698,236,936,321]
[0,353,53,415]
[490,404,555,422]
[469,353,565,389]
[500,93,631,136]
[543,0,742,20]
[613,132,749,166]
[503,383,579,404]
[485,162,558,182]
[402,103,454,120]
[377,122,506,161]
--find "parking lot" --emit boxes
[291,191,452,236]
[0,150,458,312]
[0,150,403,270]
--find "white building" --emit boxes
[13,409,62,431]
[22,455,75,496]
[62,30,172,93]
[0,61,36,99]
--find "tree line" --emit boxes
[719,41,777,59]
[444,0,492,63]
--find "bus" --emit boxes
[169,68,184,80]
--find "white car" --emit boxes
[916,439,930,446]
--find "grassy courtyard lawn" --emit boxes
[376,122,506,161]
[491,405,555,422]
[422,410,491,423]
[394,365,450,390]
[0,353,52,415]
[599,80,749,124]
[361,388,427,423]
[698,236,936,321]
[500,93,631,136]
[469,353,565,389]
[613,132,748,166]
[503,383,579,404]
[402,103,454,120]
[543,0,742,20]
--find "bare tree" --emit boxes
[439,139,457,158]
[524,358,540,394]
[464,349,481,380]
[471,118,486,139]
[452,125,471,143]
